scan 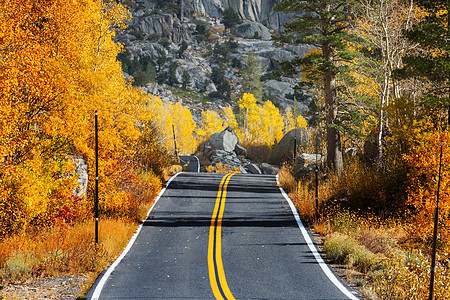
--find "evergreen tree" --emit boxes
[209,64,231,100]
[222,7,242,32]
[241,51,264,100]
[167,61,179,86]
[274,0,358,173]
[177,40,188,58]
[182,70,190,89]
[395,0,450,124]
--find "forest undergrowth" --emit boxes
[279,155,450,299]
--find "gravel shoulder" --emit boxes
[1,274,92,300]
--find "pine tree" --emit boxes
[182,70,190,89]
[241,51,264,100]
[395,0,450,124]
[274,0,358,173]
[222,7,242,32]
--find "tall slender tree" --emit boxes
[274,0,358,173]
[350,0,420,166]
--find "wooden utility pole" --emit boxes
[95,111,99,244]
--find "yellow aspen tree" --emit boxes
[284,107,296,132]
[296,115,308,129]
[238,93,258,142]
[170,102,197,155]
[258,100,284,146]
[222,106,243,140]
[196,110,226,143]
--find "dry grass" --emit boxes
[323,232,386,274]
[0,219,137,286]
[163,165,182,181]
[205,163,241,173]
[277,165,297,193]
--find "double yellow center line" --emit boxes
[208,173,236,300]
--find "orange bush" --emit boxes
[403,130,450,250]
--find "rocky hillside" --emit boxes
[117,0,312,118]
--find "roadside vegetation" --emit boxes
[279,145,450,299]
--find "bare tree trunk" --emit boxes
[180,0,184,22]
[323,42,343,174]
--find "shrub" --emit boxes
[365,251,450,299]
[158,38,171,49]
[277,164,296,193]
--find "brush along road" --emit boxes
[86,173,359,300]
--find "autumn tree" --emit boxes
[238,93,284,146]
[349,0,422,165]
[196,110,226,143]
[396,0,450,124]
[0,0,172,233]
[274,0,358,173]
[222,106,242,140]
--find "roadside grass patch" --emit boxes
[323,232,386,274]
[277,165,297,194]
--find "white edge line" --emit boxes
[91,172,182,300]
[275,174,359,300]
[193,155,200,172]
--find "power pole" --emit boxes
[95,111,99,244]
[172,124,179,163]
[428,141,443,300]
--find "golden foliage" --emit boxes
[0,0,167,237]
[205,163,241,173]
[238,93,285,146]
[196,110,226,143]
[403,130,450,247]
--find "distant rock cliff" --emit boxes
[118,0,312,119]
[133,0,289,32]
[192,0,289,31]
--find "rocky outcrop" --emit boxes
[260,162,280,174]
[200,127,246,155]
[174,57,213,90]
[115,3,314,120]
[199,127,267,174]
[131,13,192,43]
[293,153,323,177]
[268,128,310,164]
[231,21,271,40]
[71,155,88,197]
[191,0,287,30]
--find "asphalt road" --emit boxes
[179,155,200,172]
[86,172,359,300]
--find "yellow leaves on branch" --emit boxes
[148,96,197,155]
[238,93,285,146]
[196,110,226,143]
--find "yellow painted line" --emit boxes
[208,173,236,300]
